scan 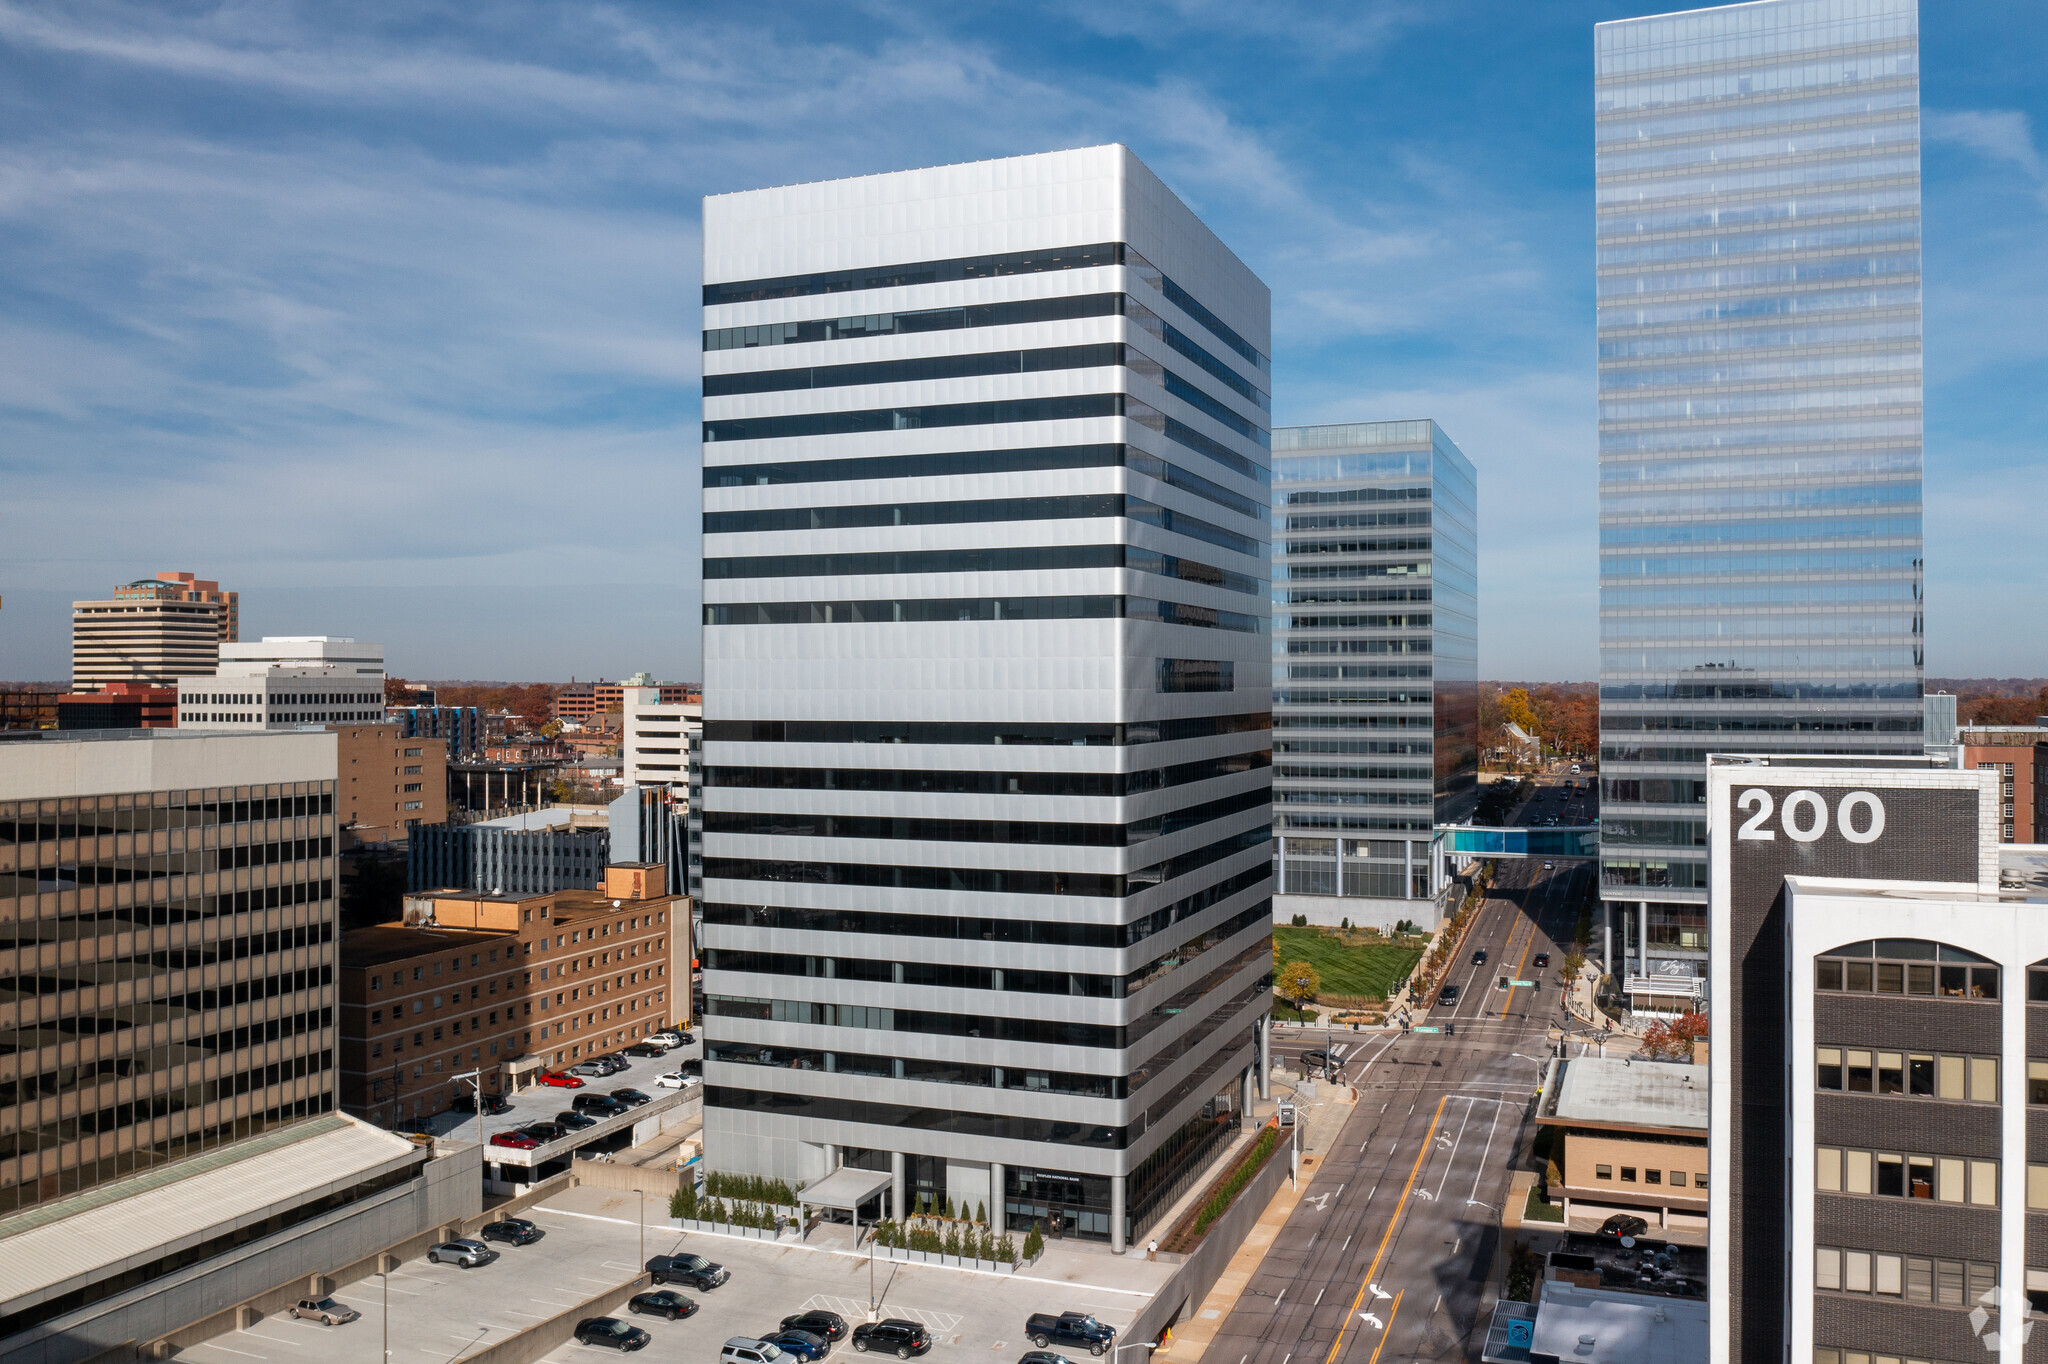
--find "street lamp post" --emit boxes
[453,1067,486,1147]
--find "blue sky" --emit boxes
[0,0,2042,683]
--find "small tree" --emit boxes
[1560,949,1585,987]
[1278,959,1322,1011]
[975,1199,987,1226]
[1638,1010,1709,1061]
[943,1194,956,1220]
[1023,1224,1044,1261]
[942,1222,961,1257]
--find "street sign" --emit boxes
[1412,1026,1441,1034]
[1511,979,1535,988]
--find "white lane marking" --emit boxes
[1341,1235,1351,1252]
[202,1347,269,1361]
[1314,1288,1325,1305]
[1466,1089,1508,1206]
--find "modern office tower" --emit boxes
[175,636,388,729]
[70,597,222,690]
[1270,421,1478,928]
[622,684,701,788]
[698,146,1274,1250]
[1594,0,1925,984]
[0,728,474,1364]
[111,571,239,642]
[406,810,609,894]
[1702,756,2024,1364]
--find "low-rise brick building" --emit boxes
[338,863,685,1126]
[1536,1053,1708,1233]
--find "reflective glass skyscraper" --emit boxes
[1595,0,1925,981]
[1270,422,1478,928]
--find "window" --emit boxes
[2031,1061,2048,1105]
[1818,1145,1996,1205]
[1670,1171,1686,1188]
[371,1043,382,1058]
[1645,1169,1662,1185]
[1816,941,1997,999]
[1817,1045,1994,1101]
[371,1009,382,1025]
[1621,1167,1637,1183]
[1595,1165,1613,1180]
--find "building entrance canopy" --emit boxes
[798,1166,892,1218]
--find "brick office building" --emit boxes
[338,863,684,1125]
[1959,722,2048,844]
[329,723,448,842]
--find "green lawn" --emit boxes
[1271,926,1425,1002]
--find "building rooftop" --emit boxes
[341,922,514,969]
[0,1114,423,1313]
[475,807,608,830]
[1540,1056,1707,1133]
[1527,1281,1706,1364]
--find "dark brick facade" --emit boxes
[1814,1192,1998,1262]
[1812,1293,1988,1362]
[1813,1093,2000,1159]
[2028,1000,2048,1056]
[1814,991,2002,1055]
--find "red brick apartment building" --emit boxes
[338,863,685,1126]
[553,681,698,723]
[1960,723,2048,843]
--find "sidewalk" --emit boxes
[1158,1079,1358,1360]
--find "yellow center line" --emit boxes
[1364,1289,1405,1364]
[1322,1096,1448,1364]
[1500,917,1536,1020]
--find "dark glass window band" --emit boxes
[704,544,1263,598]
[705,243,1123,306]
[706,749,1270,798]
[708,1043,1129,1099]
[701,784,1269,849]
[704,342,1123,399]
[703,712,1272,747]
[705,825,1270,900]
[705,441,1260,523]
[704,292,1123,351]
[705,594,1264,634]
[704,1084,1132,1148]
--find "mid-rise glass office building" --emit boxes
[1271,421,1478,927]
[1595,0,1925,981]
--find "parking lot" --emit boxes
[175,1183,1155,1364]
[425,1036,705,1170]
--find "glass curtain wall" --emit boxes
[1272,421,1478,917]
[1595,0,1925,976]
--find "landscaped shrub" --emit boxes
[1023,1225,1044,1261]
[975,1200,986,1226]
[1191,1125,1282,1239]
[670,1186,694,1220]
[704,1172,801,1206]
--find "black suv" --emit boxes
[608,1088,653,1107]
[573,1317,649,1351]
[573,1094,628,1117]
[449,1093,512,1115]
[480,1217,544,1246]
[853,1319,930,1357]
[1437,984,1461,1006]
[644,1252,727,1289]
[626,1042,667,1059]
[556,1109,598,1130]
[781,1310,847,1341]
[520,1122,567,1143]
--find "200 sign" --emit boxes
[1735,788,1886,844]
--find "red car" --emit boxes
[538,1071,585,1089]
[489,1130,540,1149]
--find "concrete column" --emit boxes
[1110,1175,1127,1254]
[1602,901,1613,974]
[1242,1065,1255,1122]
[989,1162,1005,1233]
[890,1151,905,1222]
[1638,901,1650,978]
[1257,1018,1271,1100]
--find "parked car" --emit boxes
[1023,1312,1114,1355]
[609,1088,653,1107]
[480,1217,544,1246]
[648,1029,685,1048]
[1437,984,1460,1006]
[571,1060,613,1077]
[1301,1049,1333,1071]
[853,1320,931,1357]
[1598,1214,1650,1241]
[488,1130,540,1150]
[289,1296,360,1325]
[781,1311,847,1341]
[573,1093,629,1117]
[655,1070,701,1089]
[574,1317,651,1351]
[721,1340,786,1364]
[449,1093,512,1115]
[1471,949,1487,965]
[1018,1354,1075,1364]
[765,1329,832,1361]
[556,1108,598,1130]
[1533,952,1550,968]
[520,1122,567,1142]
[626,1289,699,1320]
[646,1251,728,1289]
[538,1071,584,1088]
[427,1239,497,1268]
[626,1042,668,1059]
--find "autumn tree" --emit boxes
[1637,1010,1709,1062]
[1277,960,1322,1011]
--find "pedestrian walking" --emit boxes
[1147,1238,1158,1262]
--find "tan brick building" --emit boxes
[338,864,684,1126]
[329,722,448,841]
[1537,1054,1708,1231]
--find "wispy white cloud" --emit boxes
[1927,107,2048,210]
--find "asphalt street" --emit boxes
[1216,771,1594,1364]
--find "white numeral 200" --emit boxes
[1735,788,1885,844]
